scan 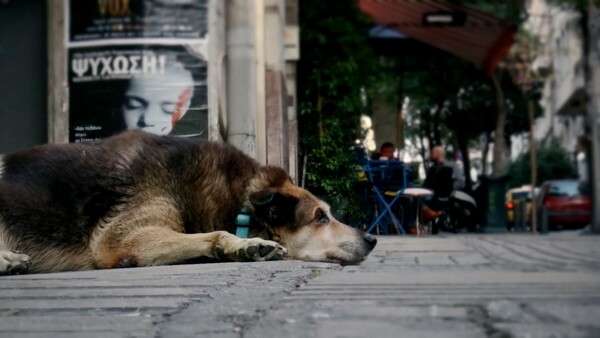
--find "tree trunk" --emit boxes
[491,70,509,176]
[528,100,538,233]
[432,104,442,146]
[456,129,472,192]
[424,108,433,154]
[481,131,491,176]
[584,2,600,233]
[396,70,405,150]
[418,129,428,169]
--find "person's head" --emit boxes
[430,146,446,164]
[122,61,194,135]
[379,142,395,160]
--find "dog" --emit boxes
[0,130,376,274]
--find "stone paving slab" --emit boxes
[0,261,338,337]
[0,315,156,333]
[246,234,600,338]
[1,233,599,337]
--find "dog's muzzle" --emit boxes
[362,233,377,251]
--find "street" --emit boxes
[1,233,599,337]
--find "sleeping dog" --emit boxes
[0,130,376,274]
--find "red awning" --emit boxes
[359,0,516,75]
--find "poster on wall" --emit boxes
[68,45,207,142]
[68,0,208,43]
[66,0,208,143]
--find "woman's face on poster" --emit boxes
[122,66,194,135]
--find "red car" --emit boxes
[537,179,591,230]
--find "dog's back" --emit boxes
[1,139,129,249]
[0,131,260,272]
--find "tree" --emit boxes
[455,0,528,176]
[297,0,380,221]
[401,54,533,191]
[507,140,575,188]
[455,0,525,24]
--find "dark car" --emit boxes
[537,179,591,230]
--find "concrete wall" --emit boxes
[0,1,48,153]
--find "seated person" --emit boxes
[372,142,397,160]
[424,146,465,191]
[422,146,464,220]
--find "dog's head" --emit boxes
[246,167,377,265]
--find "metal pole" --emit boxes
[520,200,527,231]
[540,206,549,235]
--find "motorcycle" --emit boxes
[422,164,479,234]
[431,189,478,234]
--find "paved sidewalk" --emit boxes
[1,233,599,337]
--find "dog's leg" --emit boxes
[0,250,31,275]
[95,226,287,268]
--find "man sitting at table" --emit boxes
[424,146,465,191]
[373,142,397,160]
[422,146,465,220]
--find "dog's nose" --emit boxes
[363,233,377,250]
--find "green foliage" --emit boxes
[402,56,535,151]
[507,140,576,188]
[545,0,587,10]
[298,0,379,222]
[303,131,363,221]
[455,0,525,24]
[401,49,543,187]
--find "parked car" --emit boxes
[537,179,591,230]
[506,185,534,230]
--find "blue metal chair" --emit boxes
[363,160,408,235]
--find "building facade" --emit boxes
[528,0,586,164]
[0,0,299,180]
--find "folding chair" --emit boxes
[363,160,407,235]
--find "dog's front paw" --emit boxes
[237,238,287,262]
[0,250,31,276]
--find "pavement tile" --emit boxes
[0,233,598,337]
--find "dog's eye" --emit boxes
[315,209,329,224]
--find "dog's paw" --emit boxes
[0,250,31,276]
[237,238,287,262]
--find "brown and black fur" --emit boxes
[0,130,376,274]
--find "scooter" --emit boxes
[431,189,478,234]
[421,164,478,234]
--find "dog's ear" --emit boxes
[249,191,276,206]
[249,191,297,226]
